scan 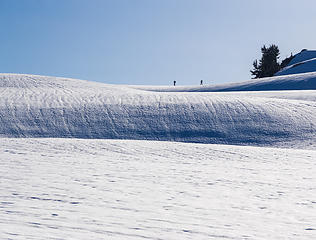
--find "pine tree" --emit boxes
[251,59,260,78]
[251,44,281,78]
[280,53,295,69]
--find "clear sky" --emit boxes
[1,0,316,85]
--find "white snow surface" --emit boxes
[136,72,316,92]
[288,50,316,65]
[1,73,316,239]
[276,50,316,76]
[1,138,316,240]
[1,73,316,148]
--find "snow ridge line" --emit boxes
[1,73,316,149]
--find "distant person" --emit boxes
[200,80,203,85]
[174,80,176,86]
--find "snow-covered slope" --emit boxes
[276,50,316,76]
[137,72,316,92]
[2,72,316,239]
[276,58,316,76]
[288,50,316,65]
[1,138,316,240]
[1,73,316,148]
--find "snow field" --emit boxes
[1,72,316,239]
[1,74,316,148]
[0,138,316,240]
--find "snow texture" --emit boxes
[1,72,316,239]
[1,73,316,148]
[288,50,316,65]
[1,138,316,240]
[276,50,316,76]
[137,72,316,92]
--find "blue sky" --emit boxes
[1,0,316,85]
